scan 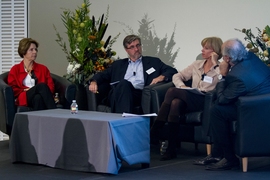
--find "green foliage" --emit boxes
[53,0,120,85]
[235,25,270,64]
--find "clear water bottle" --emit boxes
[160,140,168,155]
[70,100,78,114]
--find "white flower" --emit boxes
[104,58,110,63]
[67,62,74,74]
[266,41,270,47]
[67,62,81,74]
[72,48,80,56]
[263,34,269,42]
[74,63,81,70]
[263,50,269,57]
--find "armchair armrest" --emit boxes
[51,73,76,109]
[148,80,193,114]
[86,87,97,111]
[193,89,217,143]
[145,82,175,114]
[86,81,111,111]
[235,93,270,157]
[201,89,217,137]
[0,76,16,134]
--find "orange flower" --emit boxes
[88,35,96,40]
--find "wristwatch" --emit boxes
[218,74,225,80]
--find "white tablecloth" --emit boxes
[10,109,150,174]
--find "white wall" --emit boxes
[28,0,270,76]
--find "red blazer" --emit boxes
[8,60,55,106]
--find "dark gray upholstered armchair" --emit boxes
[149,81,215,154]
[184,86,270,172]
[0,71,77,135]
[234,93,270,172]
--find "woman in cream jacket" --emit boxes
[150,37,223,161]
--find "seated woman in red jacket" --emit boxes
[8,38,56,110]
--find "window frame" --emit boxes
[0,0,28,74]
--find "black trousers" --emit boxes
[26,83,56,110]
[210,104,238,161]
[109,79,142,113]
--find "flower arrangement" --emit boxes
[235,25,270,64]
[54,0,120,85]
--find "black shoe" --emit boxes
[160,140,168,155]
[193,154,222,165]
[205,158,240,171]
[160,151,177,161]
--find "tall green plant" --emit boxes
[54,0,119,85]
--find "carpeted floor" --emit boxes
[1,140,270,180]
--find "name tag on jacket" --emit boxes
[146,67,156,75]
[203,75,213,83]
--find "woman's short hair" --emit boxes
[222,38,248,63]
[123,35,141,48]
[201,37,223,60]
[18,38,39,58]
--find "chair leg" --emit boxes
[206,144,211,155]
[242,157,248,172]
[141,163,150,169]
[195,143,198,150]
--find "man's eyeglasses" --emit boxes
[126,43,142,50]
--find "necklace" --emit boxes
[24,61,33,74]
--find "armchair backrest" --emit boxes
[0,71,8,82]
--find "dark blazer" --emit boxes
[216,52,270,105]
[91,56,177,86]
